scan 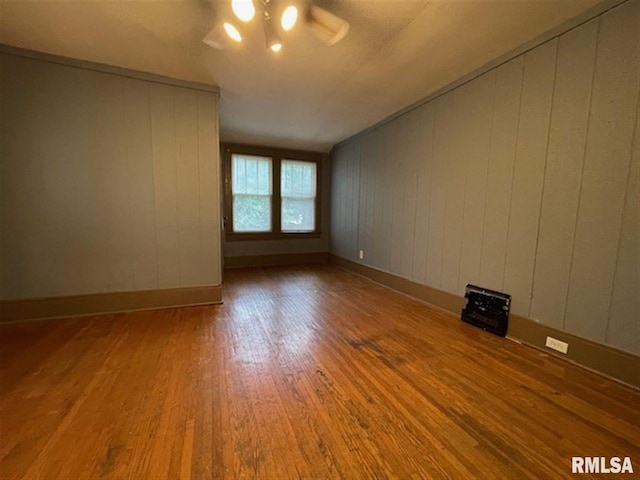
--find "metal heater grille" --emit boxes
[461,284,511,337]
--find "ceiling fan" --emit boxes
[202,0,350,52]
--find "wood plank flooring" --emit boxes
[1,265,639,479]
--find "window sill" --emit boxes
[226,232,322,242]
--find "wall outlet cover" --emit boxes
[545,336,569,354]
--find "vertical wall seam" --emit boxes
[341,147,345,256]
[341,145,353,258]
[355,143,362,260]
[340,148,345,256]
[528,38,560,318]
[410,113,423,281]
[353,144,357,258]
[423,106,437,285]
[214,95,222,284]
[122,79,136,290]
[437,101,448,289]
[351,144,356,259]
[343,146,349,257]
[372,133,380,265]
[502,55,527,291]
[105,79,117,292]
[407,121,420,280]
[562,16,601,331]
[195,92,203,285]
[336,147,342,256]
[478,69,500,285]
[361,142,369,261]
[69,75,87,295]
[341,148,346,256]
[344,145,349,256]
[353,143,358,259]
[356,141,362,255]
[604,84,640,343]
[439,98,451,289]
[457,93,470,292]
[333,148,340,255]
[358,142,368,263]
[384,130,393,268]
[391,127,401,272]
[148,82,161,289]
[398,122,415,278]
[344,147,348,257]
[173,88,183,285]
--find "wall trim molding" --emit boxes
[0,285,223,323]
[0,44,220,94]
[329,254,639,389]
[225,252,329,269]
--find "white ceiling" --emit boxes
[0,0,613,152]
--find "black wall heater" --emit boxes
[461,284,511,337]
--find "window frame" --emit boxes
[223,143,322,241]
[230,153,274,234]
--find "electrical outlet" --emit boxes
[545,336,569,354]
[358,250,364,260]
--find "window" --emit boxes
[224,144,321,240]
[281,160,316,232]
[231,154,272,232]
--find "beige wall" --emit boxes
[330,0,639,355]
[0,52,222,300]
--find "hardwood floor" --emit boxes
[1,265,639,479]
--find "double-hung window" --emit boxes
[225,144,321,240]
[281,160,317,232]
[231,154,273,232]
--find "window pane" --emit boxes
[281,160,316,232]
[281,160,316,198]
[282,198,315,232]
[233,195,272,232]
[232,154,272,233]
[232,154,272,195]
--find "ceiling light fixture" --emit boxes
[281,5,298,32]
[223,22,243,43]
[203,24,229,49]
[263,10,283,53]
[232,0,256,22]
[202,1,349,53]
[306,6,349,46]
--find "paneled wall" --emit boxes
[330,0,639,354]
[0,52,222,300]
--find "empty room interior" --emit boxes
[1,0,639,478]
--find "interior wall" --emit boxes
[223,154,331,259]
[0,52,222,300]
[330,0,639,355]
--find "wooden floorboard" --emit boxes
[1,265,638,479]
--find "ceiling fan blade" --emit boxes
[202,24,228,49]
[306,5,350,46]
